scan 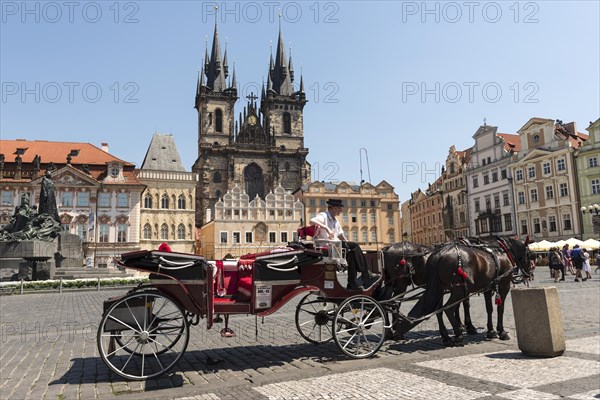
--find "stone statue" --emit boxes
[0,171,62,242]
[39,171,60,222]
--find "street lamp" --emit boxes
[581,204,600,216]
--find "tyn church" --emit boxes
[192,22,311,227]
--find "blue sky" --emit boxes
[1,1,599,203]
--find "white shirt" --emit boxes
[311,211,345,242]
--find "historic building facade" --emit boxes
[509,118,587,241]
[0,140,145,267]
[441,145,471,240]
[294,181,401,251]
[577,118,600,239]
[197,185,303,259]
[408,185,444,246]
[192,23,310,227]
[464,124,520,239]
[138,134,197,253]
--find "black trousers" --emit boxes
[343,241,369,283]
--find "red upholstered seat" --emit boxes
[237,276,253,300]
[297,225,318,239]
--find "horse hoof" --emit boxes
[466,326,478,335]
[499,331,510,341]
[442,338,454,347]
[453,339,464,347]
[458,325,466,334]
[487,330,499,339]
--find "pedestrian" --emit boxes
[582,248,592,280]
[549,247,564,282]
[562,244,574,275]
[595,252,600,274]
[571,244,584,282]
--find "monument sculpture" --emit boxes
[0,171,82,281]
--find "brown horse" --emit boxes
[380,241,477,343]
[397,237,531,346]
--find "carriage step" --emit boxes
[220,328,236,338]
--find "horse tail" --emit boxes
[396,248,447,334]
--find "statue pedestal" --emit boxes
[511,287,565,357]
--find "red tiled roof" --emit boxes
[497,133,521,152]
[0,139,133,166]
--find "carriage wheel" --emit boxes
[295,292,336,344]
[97,291,189,380]
[332,295,386,358]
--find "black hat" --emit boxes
[326,198,344,207]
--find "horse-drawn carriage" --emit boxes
[97,235,532,380]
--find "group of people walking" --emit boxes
[548,244,594,282]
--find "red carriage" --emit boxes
[97,235,389,380]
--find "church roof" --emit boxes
[140,133,186,171]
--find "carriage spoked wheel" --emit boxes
[332,295,386,358]
[97,290,189,380]
[295,292,336,344]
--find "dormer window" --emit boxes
[15,148,27,155]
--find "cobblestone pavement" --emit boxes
[0,269,598,400]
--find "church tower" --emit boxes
[193,21,310,227]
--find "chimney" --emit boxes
[101,143,109,153]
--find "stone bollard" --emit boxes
[511,286,565,357]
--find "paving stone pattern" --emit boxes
[0,270,598,399]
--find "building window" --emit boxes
[77,223,87,240]
[474,198,480,212]
[472,176,479,188]
[233,232,240,244]
[545,185,554,199]
[177,194,186,209]
[215,108,223,132]
[244,232,252,243]
[351,213,357,223]
[161,224,168,240]
[1,191,12,206]
[388,216,394,225]
[485,197,491,211]
[77,192,89,207]
[144,194,152,209]
[352,231,358,241]
[589,157,598,168]
[503,192,509,206]
[501,169,507,179]
[351,200,356,207]
[361,213,367,223]
[117,193,128,208]
[220,232,228,244]
[543,162,551,175]
[459,212,465,223]
[362,231,368,242]
[530,188,538,202]
[563,214,572,230]
[280,232,287,242]
[309,199,316,206]
[556,159,565,171]
[492,172,498,182]
[504,214,512,231]
[99,224,109,242]
[370,213,376,223]
[533,217,541,234]
[528,166,535,178]
[370,200,376,207]
[342,213,348,223]
[515,170,523,181]
[143,224,152,239]
[269,232,276,243]
[283,112,292,134]
[61,192,73,207]
[520,220,528,235]
[161,194,169,209]
[387,204,393,210]
[117,224,127,242]
[494,194,500,209]
[548,216,557,232]
[483,174,489,185]
[388,232,395,243]
[99,192,111,208]
[176,224,185,240]
[360,200,367,207]
[492,216,502,233]
[371,231,377,242]
[559,183,568,197]
[480,219,488,233]
[592,179,600,195]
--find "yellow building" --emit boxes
[293,181,401,251]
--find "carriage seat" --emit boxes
[296,225,347,266]
[210,259,253,302]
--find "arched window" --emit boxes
[283,112,291,134]
[143,224,152,239]
[177,224,185,240]
[215,108,223,132]
[213,171,222,183]
[160,224,168,240]
[244,163,265,200]
[144,194,152,209]
[177,194,186,209]
[161,194,169,209]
